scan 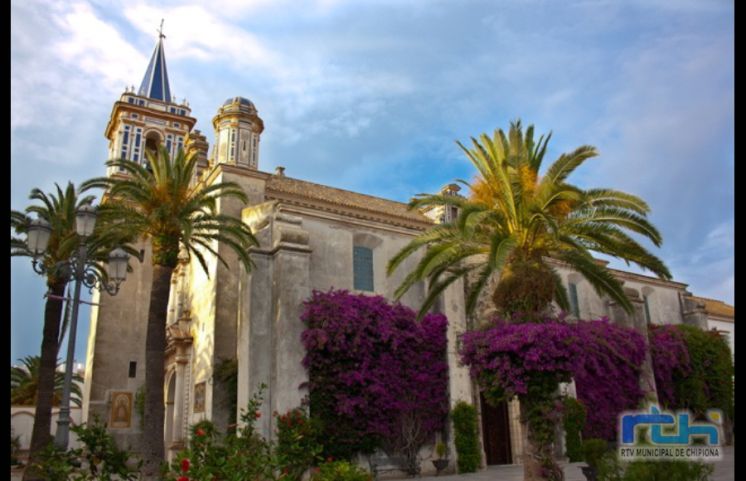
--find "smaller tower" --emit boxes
[211,97,264,169]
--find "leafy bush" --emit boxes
[310,460,372,481]
[302,290,449,460]
[596,456,714,481]
[671,325,733,418]
[451,401,481,473]
[29,417,141,481]
[582,438,609,470]
[164,386,275,481]
[276,407,324,481]
[563,397,586,462]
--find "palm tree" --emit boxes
[387,121,671,481]
[11,182,96,478]
[388,120,670,320]
[83,146,259,478]
[11,356,84,407]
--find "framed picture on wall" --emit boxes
[110,391,133,429]
[194,382,206,413]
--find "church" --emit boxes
[81,33,732,469]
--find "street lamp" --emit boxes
[26,204,130,449]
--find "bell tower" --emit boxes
[103,23,197,176]
[211,97,264,169]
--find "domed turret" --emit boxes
[212,96,264,169]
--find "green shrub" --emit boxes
[310,460,372,481]
[451,401,481,473]
[29,417,141,481]
[582,438,609,470]
[675,325,734,420]
[276,407,324,481]
[165,385,275,481]
[563,397,586,462]
[596,456,714,481]
[623,459,714,481]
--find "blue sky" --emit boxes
[11,0,733,364]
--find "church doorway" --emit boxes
[480,393,512,465]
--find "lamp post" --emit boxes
[26,204,130,449]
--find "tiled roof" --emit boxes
[691,296,735,319]
[265,175,433,227]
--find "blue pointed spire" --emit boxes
[138,22,172,102]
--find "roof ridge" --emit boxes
[266,174,418,210]
[689,295,734,306]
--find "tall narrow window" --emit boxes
[133,128,142,162]
[353,246,374,291]
[643,295,652,324]
[120,126,131,161]
[568,283,580,318]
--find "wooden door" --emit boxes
[480,393,512,465]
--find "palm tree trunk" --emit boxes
[519,399,564,481]
[23,279,67,481]
[141,264,175,480]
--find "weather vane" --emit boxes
[158,19,166,39]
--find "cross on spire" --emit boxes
[158,19,166,39]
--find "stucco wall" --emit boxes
[11,406,82,450]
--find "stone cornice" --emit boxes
[265,190,433,232]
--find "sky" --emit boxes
[10,0,734,365]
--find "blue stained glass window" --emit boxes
[139,100,145,106]
[127,97,134,104]
[353,246,374,291]
[569,283,580,318]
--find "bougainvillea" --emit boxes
[301,290,449,461]
[460,317,647,444]
[460,320,583,401]
[460,317,585,481]
[649,324,692,408]
[572,319,647,441]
